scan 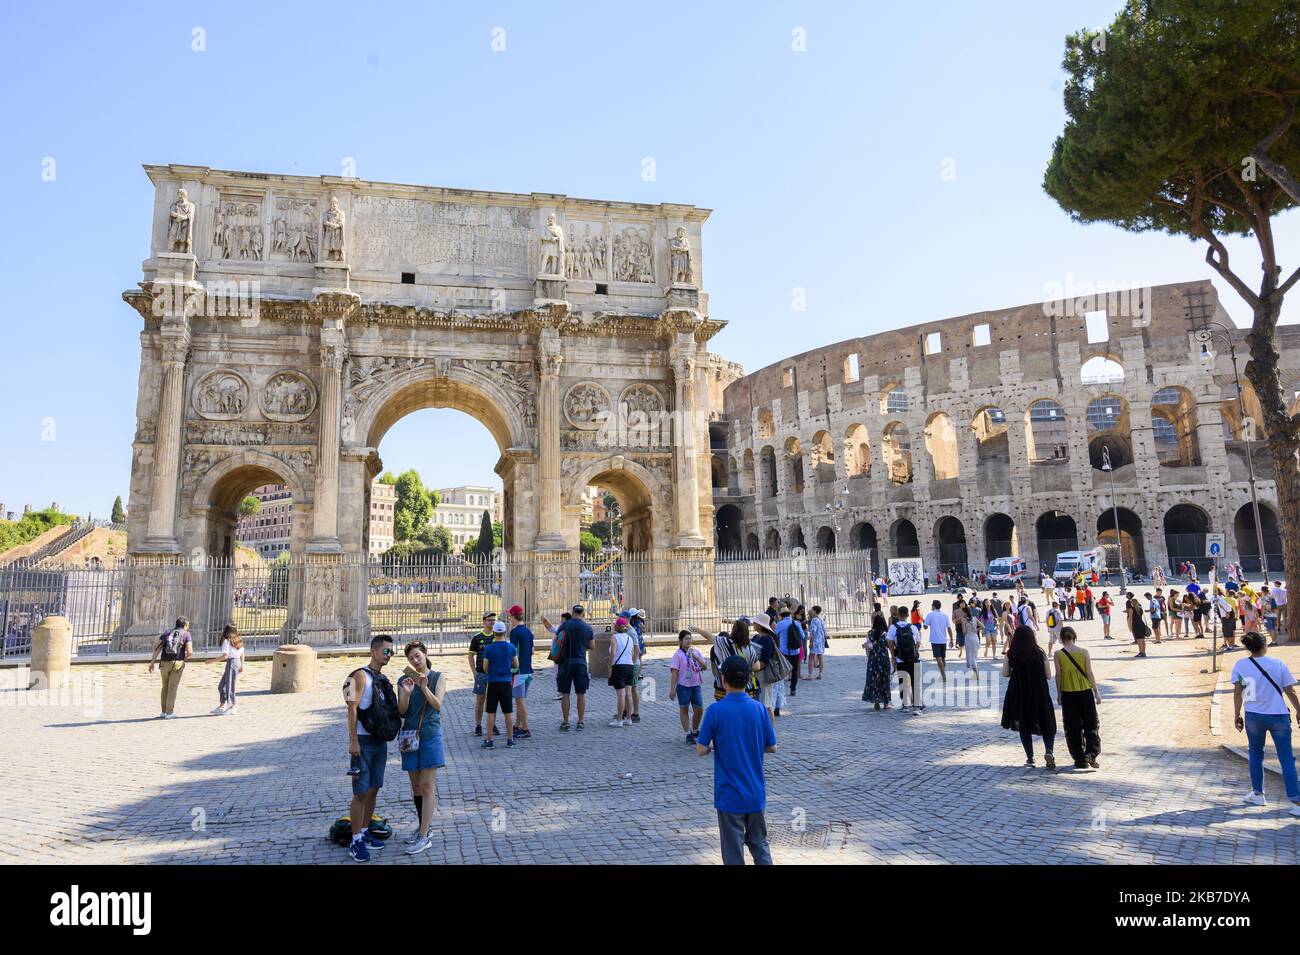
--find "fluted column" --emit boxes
[671,336,707,547]
[308,293,356,550]
[144,328,190,549]
[535,328,567,550]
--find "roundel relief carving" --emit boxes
[260,370,317,421]
[619,383,664,418]
[192,370,251,420]
[564,382,611,429]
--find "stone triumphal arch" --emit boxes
[117,165,726,646]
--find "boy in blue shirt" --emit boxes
[696,654,778,865]
[481,621,519,750]
[507,605,535,740]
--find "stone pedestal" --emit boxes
[271,643,318,693]
[30,615,73,688]
[534,275,566,305]
[313,260,353,293]
[145,252,198,283]
[588,632,612,679]
[666,284,700,309]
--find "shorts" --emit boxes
[930,643,946,659]
[512,673,532,699]
[400,731,446,772]
[983,623,997,636]
[1100,613,1111,625]
[486,680,513,714]
[609,663,635,689]
[556,662,590,695]
[473,671,489,696]
[632,661,642,687]
[676,684,704,708]
[351,735,387,795]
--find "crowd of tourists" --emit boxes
[137,561,1298,864]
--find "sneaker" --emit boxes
[481,739,495,749]
[348,840,370,863]
[362,832,386,849]
[1289,803,1300,817]
[1074,761,1089,769]
[622,719,632,727]
[685,732,696,743]
[512,728,525,739]
[1086,754,1100,769]
[631,714,641,723]
[474,725,483,737]
[157,713,167,719]
[521,729,532,739]
[225,706,236,715]
[560,722,570,731]
[575,721,585,731]
[165,712,179,719]
[1023,757,1034,768]
[210,706,226,716]
[608,718,625,728]
[403,831,424,845]
[506,738,516,748]
[1244,791,1267,806]
[405,835,432,855]
[1044,753,1057,771]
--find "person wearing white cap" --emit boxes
[479,620,518,749]
[626,608,647,723]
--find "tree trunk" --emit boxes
[1245,298,1300,641]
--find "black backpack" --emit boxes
[892,623,918,663]
[349,668,401,742]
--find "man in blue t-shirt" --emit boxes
[480,621,519,749]
[507,605,535,740]
[696,654,778,865]
[556,604,594,731]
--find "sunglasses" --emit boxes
[380,647,395,657]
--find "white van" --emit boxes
[987,556,1026,588]
[1053,548,1104,579]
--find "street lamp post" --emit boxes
[1196,324,1270,584]
[1101,444,1127,595]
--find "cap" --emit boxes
[626,607,641,619]
[614,617,630,630]
[749,612,774,634]
[482,611,497,621]
[492,621,508,634]
[720,654,751,686]
[507,605,524,618]
[571,604,585,614]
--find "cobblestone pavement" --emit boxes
[2,615,1298,865]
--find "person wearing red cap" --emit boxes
[506,605,534,740]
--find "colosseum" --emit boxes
[709,280,1297,581]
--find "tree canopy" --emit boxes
[392,470,435,542]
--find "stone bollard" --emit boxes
[588,632,612,679]
[30,615,73,689]
[271,643,317,693]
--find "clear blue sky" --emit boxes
[2,0,1296,517]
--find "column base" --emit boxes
[305,537,343,554]
[136,536,182,554]
[675,535,710,549]
[534,533,570,552]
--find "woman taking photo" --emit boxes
[211,624,243,716]
[1232,630,1300,814]
[1000,624,1057,770]
[1126,594,1150,658]
[1096,590,1113,640]
[396,640,447,855]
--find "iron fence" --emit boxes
[0,549,885,659]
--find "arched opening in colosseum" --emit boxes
[924,412,959,481]
[1026,400,1069,463]
[714,503,744,555]
[1151,386,1201,468]
[784,437,805,494]
[935,516,968,575]
[850,521,881,573]
[741,448,755,495]
[882,422,913,485]
[1233,502,1283,575]
[1163,503,1211,575]
[760,446,778,497]
[845,424,872,478]
[789,525,807,551]
[972,407,1009,461]
[1086,395,1133,470]
[710,454,728,490]
[881,384,910,416]
[756,408,775,441]
[811,430,836,487]
[1220,380,1269,441]
[816,525,837,553]
[764,528,782,553]
[1079,355,1126,386]
[1035,510,1079,573]
[1097,508,1146,573]
[726,455,740,492]
[745,532,760,552]
[984,512,1018,560]
[891,518,920,558]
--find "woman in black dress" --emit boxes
[1126,594,1150,657]
[1000,624,1057,769]
[862,613,892,710]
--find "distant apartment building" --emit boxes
[235,484,293,558]
[432,485,502,553]
[369,479,396,556]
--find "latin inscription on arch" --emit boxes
[350,197,532,277]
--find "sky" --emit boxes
[2,0,1297,518]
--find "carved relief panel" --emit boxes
[260,371,318,421]
[192,370,251,420]
[270,196,319,262]
[211,196,264,261]
[611,225,655,283]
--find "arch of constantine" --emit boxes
[118,165,730,647]
[712,281,1300,580]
